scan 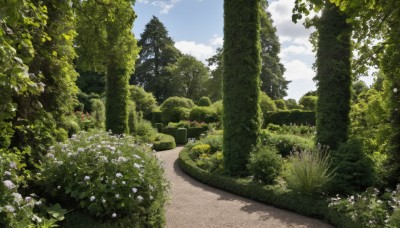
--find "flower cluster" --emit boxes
[38,130,169,224]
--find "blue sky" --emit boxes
[133,0,372,101]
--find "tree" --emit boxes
[285,99,299,110]
[299,95,317,111]
[223,0,262,176]
[259,1,289,99]
[128,85,157,115]
[166,55,209,101]
[131,16,181,102]
[206,48,223,101]
[75,0,139,134]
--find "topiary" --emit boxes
[274,99,287,110]
[153,133,176,151]
[176,128,188,144]
[160,97,195,123]
[248,146,283,184]
[136,120,157,142]
[299,95,317,111]
[198,96,212,106]
[260,92,277,115]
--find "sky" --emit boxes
[132,0,371,101]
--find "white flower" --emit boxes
[77,148,84,153]
[90,196,96,201]
[46,153,55,159]
[67,152,73,157]
[116,173,123,178]
[133,154,141,159]
[4,171,11,176]
[102,198,106,203]
[122,181,126,185]
[9,162,16,169]
[25,196,32,203]
[5,205,15,213]
[117,156,127,163]
[137,195,144,202]
[84,176,90,181]
[112,213,117,218]
[150,196,153,200]
[35,200,42,206]
[57,186,61,189]
[12,192,22,203]
[394,88,398,93]
[134,163,141,169]
[99,156,108,162]
[3,180,16,190]
[112,180,116,185]
[115,194,120,198]
[132,187,138,193]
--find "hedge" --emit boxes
[178,148,361,228]
[264,110,315,126]
[163,126,178,138]
[187,127,207,139]
[155,123,163,133]
[176,128,188,145]
[153,133,176,151]
[151,111,162,124]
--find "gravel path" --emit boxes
[158,146,335,228]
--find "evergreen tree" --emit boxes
[131,16,181,102]
[223,0,262,176]
[259,1,289,99]
[315,1,352,150]
[76,0,139,134]
[206,48,223,101]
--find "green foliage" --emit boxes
[166,55,209,100]
[128,85,157,116]
[330,139,375,194]
[198,96,212,107]
[188,144,211,161]
[176,128,188,144]
[163,126,178,139]
[285,149,335,195]
[131,16,182,101]
[315,2,352,150]
[128,101,138,135]
[76,70,106,95]
[60,116,81,138]
[136,120,157,143]
[189,106,219,123]
[153,133,176,151]
[91,99,105,129]
[263,133,314,157]
[151,111,162,124]
[265,124,316,138]
[264,110,316,126]
[76,0,140,134]
[160,97,194,123]
[259,92,277,116]
[223,0,262,176]
[187,127,208,139]
[274,99,287,110]
[178,147,361,228]
[285,99,299,110]
[206,48,223,101]
[155,123,163,133]
[77,92,101,112]
[248,146,283,184]
[299,95,317,111]
[38,130,168,227]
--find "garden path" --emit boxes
[158,146,334,228]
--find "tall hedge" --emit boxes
[223,0,262,176]
[315,2,352,150]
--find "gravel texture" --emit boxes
[158,146,335,228]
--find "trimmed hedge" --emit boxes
[189,106,219,123]
[176,128,188,145]
[155,123,163,133]
[198,96,212,106]
[187,127,207,139]
[152,111,162,124]
[178,148,362,228]
[153,133,176,151]
[163,126,178,138]
[264,110,315,126]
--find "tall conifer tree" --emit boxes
[315,1,352,150]
[223,0,262,176]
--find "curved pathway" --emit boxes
[158,147,334,228]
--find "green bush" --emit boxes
[38,131,169,226]
[285,149,335,195]
[189,106,218,123]
[155,123,163,133]
[188,144,211,160]
[136,120,157,142]
[264,110,316,126]
[178,148,361,228]
[160,97,194,123]
[260,92,277,114]
[266,133,314,157]
[128,85,157,116]
[153,133,176,151]
[163,126,178,139]
[198,96,212,106]
[55,128,68,142]
[176,128,187,144]
[274,99,287,110]
[195,151,223,173]
[299,95,317,111]
[329,139,375,194]
[151,111,162,124]
[266,124,316,138]
[60,116,81,138]
[187,127,208,139]
[91,99,105,129]
[248,146,283,184]
[128,101,138,135]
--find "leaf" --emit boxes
[47,204,67,221]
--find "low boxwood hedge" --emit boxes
[178,148,361,228]
[264,110,315,126]
[153,133,176,151]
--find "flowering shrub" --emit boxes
[0,150,60,227]
[37,130,169,226]
[329,186,400,227]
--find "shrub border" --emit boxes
[178,148,361,228]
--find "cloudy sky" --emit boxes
[133,0,318,101]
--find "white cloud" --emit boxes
[210,35,223,47]
[280,45,313,58]
[138,0,180,14]
[283,60,315,81]
[175,41,215,63]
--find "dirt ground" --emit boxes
[158,147,335,228]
